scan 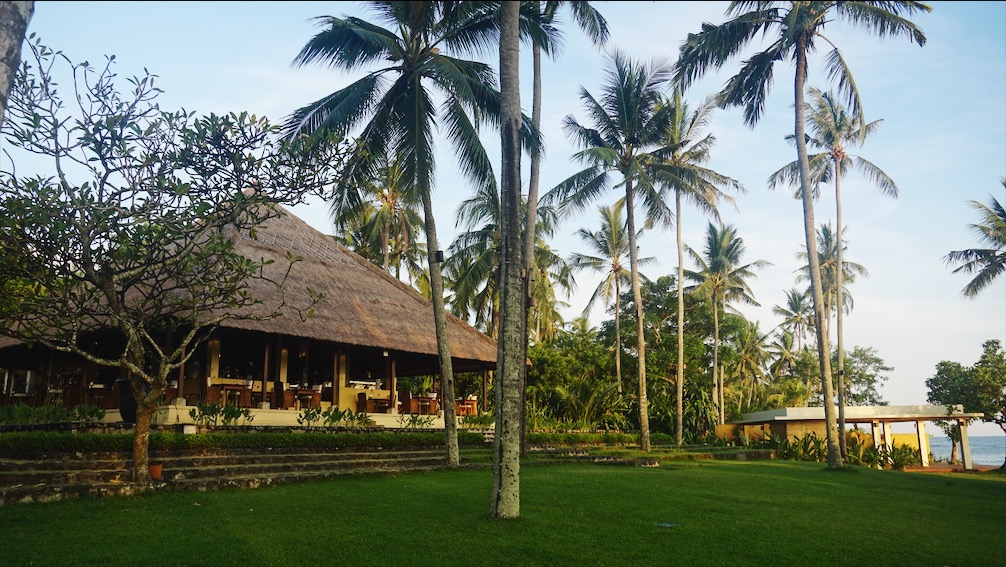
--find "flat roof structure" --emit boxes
[731,405,985,469]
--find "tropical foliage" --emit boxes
[944,179,1006,298]
[673,0,931,469]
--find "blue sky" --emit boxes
[13,1,1006,434]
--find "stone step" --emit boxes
[0,445,493,506]
[162,455,448,481]
[0,453,447,486]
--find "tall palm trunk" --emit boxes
[711,291,720,425]
[675,190,685,444]
[834,158,848,458]
[491,0,522,518]
[719,296,727,424]
[625,180,650,452]
[795,41,841,468]
[614,275,622,394]
[421,190,459,466]
[519,8,544,456]
[381,224,390,271]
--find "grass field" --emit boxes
[1,460,1003,566]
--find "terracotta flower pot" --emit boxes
[149,462,163,481]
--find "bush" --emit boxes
[0,429,488,453]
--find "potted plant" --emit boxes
[148,461,163,481]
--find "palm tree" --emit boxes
[685,223,770,424]
[944,179,1006,298]
[528,243,573,344]
[543,50,674,452]
[518,0,608,460]
[773,288,813,352]
[767,330,798,379]
[568,201,655,393]
[650,88,742,444]
[282,2,523,467]
[797,223,867,456]
[332,153,425,278]
[769,86,897,457]
[446,185,571,338]
[729,319,771,413]
[796,223,868,340]
[673,0,930,469]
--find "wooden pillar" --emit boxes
[482,368,490,413]
[959,419,975,470]
[260,344,271,409]
[386,351,397,415]
[336,349,344,408]
[916,421,929,467]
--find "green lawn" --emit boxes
[1,461,1003,567]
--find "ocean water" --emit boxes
[928,435,1005,467]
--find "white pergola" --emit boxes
[733,405,985,469]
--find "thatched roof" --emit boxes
[219,206,497,366]
[0,206,498,370]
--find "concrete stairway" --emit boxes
[0,446,492,506]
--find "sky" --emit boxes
[11,1,1006,435]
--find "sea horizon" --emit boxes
[928,434,1005,467]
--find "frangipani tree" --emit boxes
[0,40,343,481]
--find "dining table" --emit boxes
[219,384,251,407]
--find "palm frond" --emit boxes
[293,16,400,71]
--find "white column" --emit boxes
[916,421,929,467]
[959,419,974,470]
[871,420,882,448]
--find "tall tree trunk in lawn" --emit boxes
[491,0,522,518]
[422,190,459,467]
[834,158,848,459]
[795,41,841,469]
[614,275,622,394]
[675,190,685,444]
[519,6,544,456]
[625,180,650,452]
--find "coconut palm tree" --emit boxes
[673,0,929,469]
[543,50,674,452]
[768,330,798,379]
[729,319,771,413]
[528,243,573,344]
[773,288,813,352]
[568,201,655,393]
[797,222,868,457]
[685,223,770,424]
[650,88,742,444]
[446,185,571,338]
[944,179,1006,298]
[796,223,868,339]
[332,152,425,279]
[769,86,897,457]
[514,0,608,459]
[282,2,533,467]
